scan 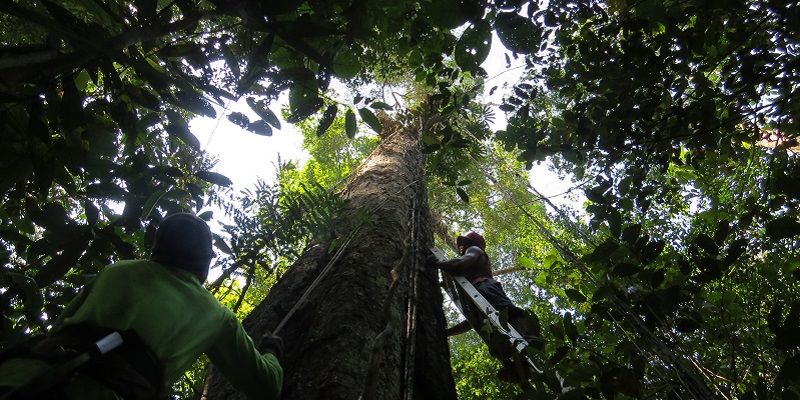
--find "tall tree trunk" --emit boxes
[204,115,457,400]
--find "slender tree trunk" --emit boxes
[204,114,457,399]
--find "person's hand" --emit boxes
[259,332,284,362]
[425,254,440,268]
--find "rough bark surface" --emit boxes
[204,115,457,400]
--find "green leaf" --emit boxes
[766,216,800,240]
[456,187,470,203]
[358,107,382,133]
[316,105,337,137]
[675,317,702,333]
[585,187,606,203]
[141,189,167,219]
[370,101,393,110]
[333,47,361,79]
[713,220,731,243]
[345,109,357,138]
[495,12,541,54]
[651,269,666,288]
[564,288,587,302]
[196,170,233,187]
[246,98,281,129]
[723,238,748,266]
[768,302,784,334]
[422,143,442,154]
[558,388,587,400]
[694,257,722,283]
[35,242,86,287]
[422,0,470,29]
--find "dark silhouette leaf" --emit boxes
[227,111,250,129]
[694,233,719,255]
[611,263,639,277]
[196,170,232,187]
[766,217,800,240]
[456,187,470,203]
[455,21,492,72]
[316,105,337,137]
[564,288,587,302]
[175,90,216,118]
[248,120,273,136]
[622,224,641,244]
[563,312,578,342]
[246,98,281,129]
[495,12,541,54]
[288,74,322,122]
[345,109,357,138]
[369,101,393,110]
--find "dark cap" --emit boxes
[456,231,485,251]
[151,212,214,281]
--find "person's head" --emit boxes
[456,231,486,255]
[151,212,214,282]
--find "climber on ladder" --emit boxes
[427,231,543,382]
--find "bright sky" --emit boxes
[190,33,582,214]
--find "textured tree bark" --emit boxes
[204,115,457,400]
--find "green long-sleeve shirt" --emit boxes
[0,260,282,399]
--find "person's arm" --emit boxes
[206,312,283,400]
[432,246,484,274]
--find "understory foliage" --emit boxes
[1,0,800,399]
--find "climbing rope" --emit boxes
[402,196,420,400]
[273,225,362,335]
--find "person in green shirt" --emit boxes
[0,213,283,399]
